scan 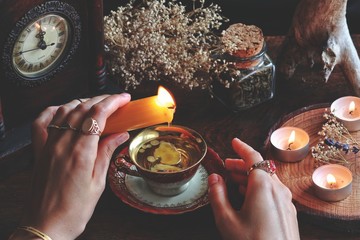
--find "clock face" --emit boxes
[12,14,70,78]
[2,1,81,88]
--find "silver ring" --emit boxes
[76,98,83,103]
[81,117,102,136]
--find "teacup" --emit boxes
[114,125,207,196]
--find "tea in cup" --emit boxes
[115,125,207,196]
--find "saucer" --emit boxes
[108,147,226,215]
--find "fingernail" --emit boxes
[121,92,131,99]
[208,173,220,187]
[116,132,129,144]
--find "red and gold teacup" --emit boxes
[114,125,207,196]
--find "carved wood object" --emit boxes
[277,0,360,95]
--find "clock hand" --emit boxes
[38,40,47,50]
[35,23,46,40]
[17,43,55,55]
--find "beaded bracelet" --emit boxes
[17,226,52,240]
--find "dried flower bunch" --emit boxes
[104,0,227,90]
[311,110,360,164]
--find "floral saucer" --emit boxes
[108,147,226,215]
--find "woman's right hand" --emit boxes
[208,138,300,240]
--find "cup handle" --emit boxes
[114,154,141,177]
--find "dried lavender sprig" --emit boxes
[311,110,359,164]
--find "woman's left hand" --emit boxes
[19,93,131,240]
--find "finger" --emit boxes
[50,98,85,126]
[208,174,236,223]
[229,172,247,185]
[65,95,114,130]
[232,138,263,170]
[93,132,130,183]
[225,158,246,173]
[75,94,131,170]
[32,105,59,160]
[78,93,131,138]
[238,184,247,196]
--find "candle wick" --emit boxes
[349,110,354,115]
[287,142,293,151]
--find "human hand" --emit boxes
[208,138,300,240]
[11,94,131,240]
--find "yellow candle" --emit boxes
[102,86,176,136]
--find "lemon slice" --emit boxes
[154,141,181,165]
[151,163,182,172]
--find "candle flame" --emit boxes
[157,86,175,109]
[288,130,296,145]
[35,23,41,29]
[349,101,356,114]
[326,173,337,188]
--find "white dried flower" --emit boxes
[104,0,228,90]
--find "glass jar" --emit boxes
[210,43,275,112]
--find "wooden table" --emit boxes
[1,36,360,239]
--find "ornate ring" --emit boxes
[247,160,276,176]
[81,117,102,136]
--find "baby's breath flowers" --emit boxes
[311,110,360,164]
[104,0,228,90]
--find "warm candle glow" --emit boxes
[326,173,337,189]
[102,86,176,136]
[157,86,175,108]
[287,130,296,150]
[35,22,41,29]
[349,101,356,114]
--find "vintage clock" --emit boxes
[0,0,106,130]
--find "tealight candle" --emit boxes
[331,96,360,131]
[270,127,310,162]
[102,86,176,136]
[312,164,352,202]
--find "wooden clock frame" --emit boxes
[0,0,107,168]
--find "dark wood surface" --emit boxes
[1,36,360,239]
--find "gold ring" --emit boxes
[247,160,276,176]
[47,123,78,131]
[63,123,79,131]
[81,117,102,136]
[47,124,62,130]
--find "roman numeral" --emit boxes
[18,59,26,68]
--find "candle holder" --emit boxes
[270,126,309,162]
[331,96,360,132]
[312,164,352,202]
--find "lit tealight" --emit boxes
[349,101,356,115]
[326,173,337,189]
[331,96,360,131]
[287,130,296,150]
[312,164,352,202]
[270,127,309,162]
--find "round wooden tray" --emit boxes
[265,104,360,233]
